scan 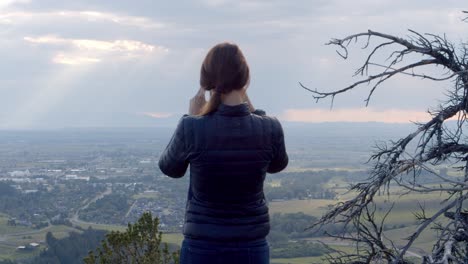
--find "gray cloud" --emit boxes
[0,0,466,128]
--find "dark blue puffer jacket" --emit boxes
[158,102,288,241]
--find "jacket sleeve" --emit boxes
[158,116,189,178]
[267,118,288,174]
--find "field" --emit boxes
[0,214,33,235]
[271,256,327,264]
[267,177,454,263]
[1,189,447,263]
[0,219,183,261]
[269,199,333,216]
[132,191,160,200]
[0,171,451,263]
[0,221,79,261]
[385,225,438,253]
[270,186,449,226]
[69,218,183,245]
[271,245,363,264]
[71,221,127,232]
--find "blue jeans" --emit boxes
[180,238,270,264]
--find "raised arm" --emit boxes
[158,116,189,178]
[267,118,288,173]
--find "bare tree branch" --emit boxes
[305,11,468,264]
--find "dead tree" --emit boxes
[303,11,468,264]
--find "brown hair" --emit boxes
[198,42,250,115]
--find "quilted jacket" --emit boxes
[158,102,288,241]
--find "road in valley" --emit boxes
[70,187,112,225]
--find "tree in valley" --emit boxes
[32,228,106,264]
[302,11,468,264]
[84,211,179,264]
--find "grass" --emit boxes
[0,214,34,235]
[0,221,83,261]
[285,167,365,173]
[384,224,439,253]
[0,245,42,261]
[0,217,182,260]
[268,183,453,256]
[72,220,183,245]
[270,186,450,226]
[269,199,334,216]
[72,221,127,232]
[271,256,326,264]
[162,232,183,246]
[371,191,450,227]
[271,245,355,264]
[132,192,160,200]
[0,173,453,262]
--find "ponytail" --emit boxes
[198,91,222,116]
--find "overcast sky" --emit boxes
[0,0,466,129]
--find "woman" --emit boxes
[158,42,288,264]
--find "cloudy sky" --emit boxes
[0,0,466,129]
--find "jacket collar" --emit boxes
[216,103,250,116]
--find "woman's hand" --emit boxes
[189,87,207,115]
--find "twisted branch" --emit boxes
[305,13,468,264]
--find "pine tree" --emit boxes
[84,212,179,264]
